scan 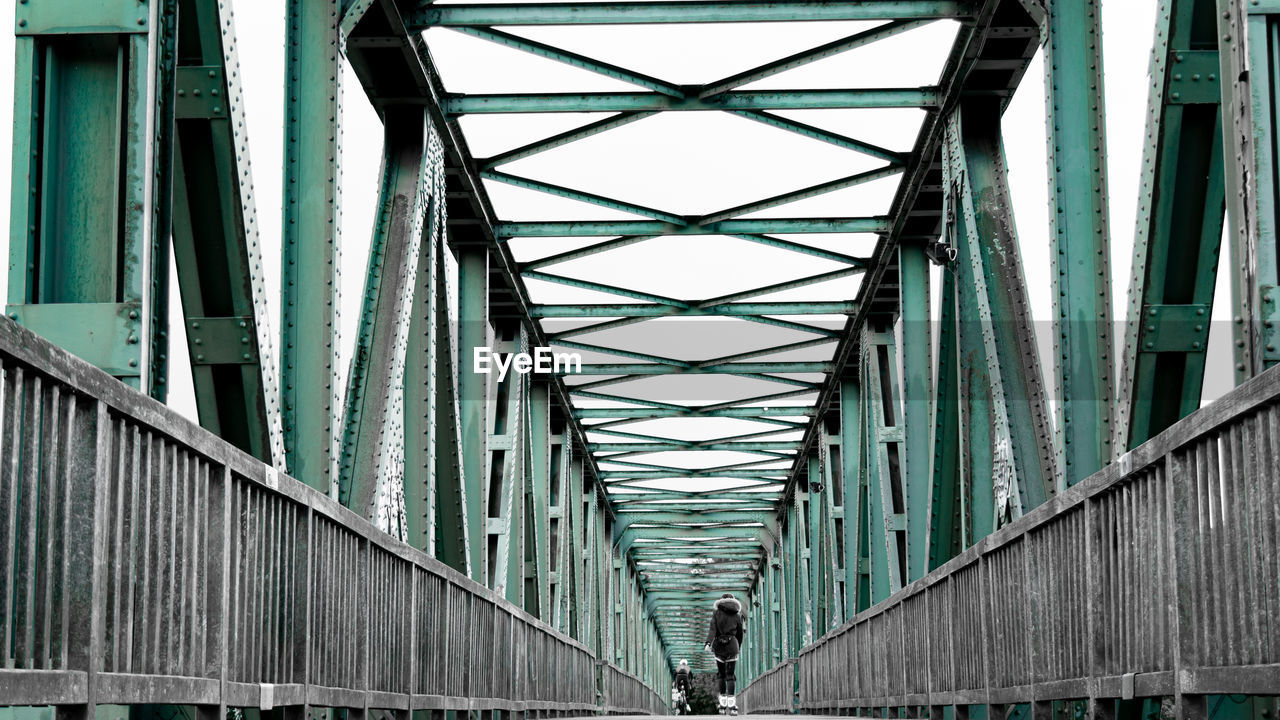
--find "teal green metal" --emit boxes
[409,1,974,27]
[928,273,962,569]
[168,0,285,466]
[9,0,170,395]
[338,109,435,524]
[898,241,932,582]
[457,243,489,582]
[527,380,553,616]
[1045,0,1115,486]
[281,0,343,486]
[839,376,870,615]
[1219,0,1280,378]
[942,98,1057,527]
[497,218,891,237]
[445,89,939,114]
[862,319,906,601]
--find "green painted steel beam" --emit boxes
[1045,0,1115,485]
[457,244,488,582]
[481,112,658,169]
[174,0,286,467]
[699,20,933,98]
[572,361,832,374]
[729,110,907,163]
[1220,0,1280,376]
[445,89,939,114]
[898,241,932,582]
[281,0,342,484]
[1117,0,1226,450]
[483,170,688,224]
[8,0,172,395]
[338,108,433,521]
[498,218,890,237]
[451,26,686,97]
[942,98,1058,531]
[591,441,799,453]
[576,407,813,419]
[928,272,962,569]
[699,168,901,226]
[532,302,856,317]
[409,2,973,27]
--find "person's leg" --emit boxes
[716,660,728,695]
[726,660,737,695]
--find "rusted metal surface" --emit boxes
[742,362,1280,712]
[0,317,642,714]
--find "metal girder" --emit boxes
[169,0,286,467]
[1218,0,1280,376]
[8,0,172,395]
[445,89,939,114]
[928,275,963,569]
[898,240,932,583]
[1045,0,1115,485]
[281,0,342,485]
[941,98,1058,532]
[1118,0,1226,451]
[337,108,436,526]
[839,377,870,615]
[408,1,974,27]
[533,303,855,318]
[404,133,472,568]
[457,244,489,581]
[486,325,530,600]
[498,218,891,237]
[862,320,906,601]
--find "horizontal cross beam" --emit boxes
[410,2,974,27]
[532,302,855,317]
[497,218,890,237]
[445,89,939,114]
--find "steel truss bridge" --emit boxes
[1,1,1279,720]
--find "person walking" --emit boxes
[704,593,745,715]
[671,659,693,714]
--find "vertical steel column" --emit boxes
[942,98,1058,533]
[839,375,869,616]
[457,242,490,582]
[168,0,286,466]
[486,324,529,601]
[1218,0,1280,377]
[1045,0,1115,485]
[819,434,844,628]
[526,380,552,617]
[863,318,907,601]
[404,132,469,565]
[9,0,172,394]
[337,107,433,528]
[281,0,342,485]
[898,241,933,583]
[929,273,963,567]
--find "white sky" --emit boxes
[0,0,1238,447]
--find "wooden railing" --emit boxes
[744,363,1280,714]
[599,663,667,715]
[740,659,796,714]
[0,317,647,715]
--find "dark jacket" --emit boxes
[705,597,745,661]
[674,668,692,691]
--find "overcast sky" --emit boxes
[0,0,1237,442]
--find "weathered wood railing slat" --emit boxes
[743,364,1280,713]
[0,318,656,714]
